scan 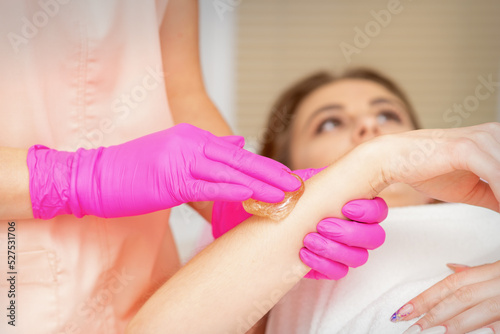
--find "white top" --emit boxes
[267,203,500,334]
[0,1,181,333]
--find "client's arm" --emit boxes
[126,123,500,334]
[127,141,379,334]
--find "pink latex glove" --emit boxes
[212,167,387,280]
[27,123,301,219]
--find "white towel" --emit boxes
[266,203,500,334]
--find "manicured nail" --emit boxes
[446,263,470,273]
[390,303,414,322]
[282,170,301,191]
[403,325,422,334]
[420,326,446,334]
[342,203,363,219]
[466,328,494,334]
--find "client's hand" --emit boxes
[361,122,500,212]
[391,260,500,334]
[212,167,388,281]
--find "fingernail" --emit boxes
[467,328,494,334]
[390,303,414,322]
[287,172,302,190]
[421,326,446,334]
[403,325,422,334]
[303,234,327,253]
[342,203,363,219]
[299,248,314,265]
[446,263,470,273]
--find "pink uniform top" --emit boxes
[0,0,181,333]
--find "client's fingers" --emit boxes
[457,144,500,210]
[303,233,368,268]
[316,218,386,250]
[299,248,349,280]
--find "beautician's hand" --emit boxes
[291,168,387,280]
[300,197,387,280]
[28,123,301,219]
[392,260,500,334]
[212,167,388,280]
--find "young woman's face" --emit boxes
[289,79,431,206]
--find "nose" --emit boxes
[351,116,380,144]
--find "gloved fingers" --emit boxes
[316,218,386,250]
[304,270,330,280]
[219,135,245,148]
[204,141,301,192]
[341,197,388,223]
[292,166,327,181]
[299,248,349,280]
[186,180,253,202]
[192,160,285,203]
[303,233,369,268]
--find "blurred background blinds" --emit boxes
[235,0,500,140]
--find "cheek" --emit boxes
[290,134,353,170]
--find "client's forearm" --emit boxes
[126,144,380,334]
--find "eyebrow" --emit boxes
[303,104,343,131]
[303,97,405,131]
[370,97,404,108]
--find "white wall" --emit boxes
[169,1,238,264]
[199,0,237,130]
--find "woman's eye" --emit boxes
[377,110,401,124]
[316,118,342,134]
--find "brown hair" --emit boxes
[259,68,421,167]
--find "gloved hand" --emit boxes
[212,167,387,280]
[28,123,301,219]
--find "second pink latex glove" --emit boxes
[28,123,301,219]
[212,167,387,280]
